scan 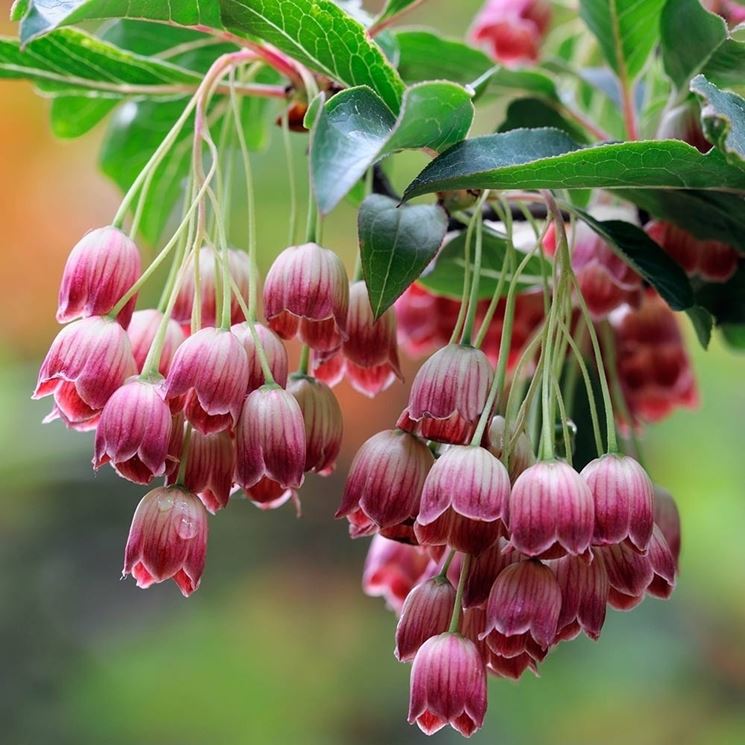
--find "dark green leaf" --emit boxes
[0,28,200,94]
[18,1,222,45]
[221,0,405,112]
[402,128,745,201]
[686,305,714,349]
[579,0,666,81]
[660,0,726,89]
[691,75,745,168]
[695,264,745,326]
[720,323,745,349]
[572,212,694,311]
[498,98,590,142]
[311,82,473,214]
[358,194,448,317]
[418,227,550,300]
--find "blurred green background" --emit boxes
[2,2,745,744]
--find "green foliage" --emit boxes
[358,195,447,317]
[310,82,473,214]
[691,75,745,168]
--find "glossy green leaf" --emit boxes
[660,0,726,89]
[620,188,745,253]
[0,28,200,94]
[221,0,405,112]
[18,1,222,45]
[572,211,694,311]
[402,128,745,201]
[50,97,118,137]
[579,0,665,81]
[418,227,550,300]
[374,0,422,27]
[498,98,590,142]
[686,306,714,349]
[691,75,745,168]
[358,194,448,317]
[311,82,473,214]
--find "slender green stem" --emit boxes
[460,191,490,345]
[281,108,298,246]
[507,327,546,452]
[552,375,572,465]
[448,554,471,634]
[298,344,311,376]
[438,549,456,580]
[449,201,483,344]
[175,423,194,486]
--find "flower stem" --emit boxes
[460,191,490,345]
[448,553,471,634]
[281,108,298,246]
[297,344,311,376]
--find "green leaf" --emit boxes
[18,1,222,45]
[572,211,695,311]
[660,0,726,89]
[686,305,714,349]
[418,227,550,300]
[621,188,745,252]
[221,0,405,112]
[374,0,421,27]
[358,194,448,317]
[50,96,118,137]
[498,98,590,142]
[691,75,745,168]
[720,323,745,350]
[579,0,665,81]
[402,128,745,201]
[311,82,473,214]
[0,28,200,95]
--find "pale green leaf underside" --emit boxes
[691,75,745,169]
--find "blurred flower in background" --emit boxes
[2,3,745,745]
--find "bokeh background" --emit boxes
[2,2,745,744]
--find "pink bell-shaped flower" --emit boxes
[362,536,432,614]
[481,559,561,659]
[287,375,343,475]
[415,445,510,555]
[505,460,595,558]
[164,327,249,434]
[170,429,236,514]
[462,538,519,609]
[123,485,208,597]
[127,309,186,376]
[34,315,137,429]
[231,321,289,392]
[337,429,433,537]
[396,576,457,662]
[408,632,488,737]
[654,486,681,562]
[581,453,655,551]
[235,385,306,506]
[57,226,141,327]
[600,539,655,610]
[399,343,493,445]
[263,242,349,353]
[94,378,172,484]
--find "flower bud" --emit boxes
[123,485,208,597]
[172,430,235,514]
[337,429,433,535]
[646,221,738,283]
[581,453,655,551]
[235,386,306,501]
[57,226,141,327]
[395,577,457,662]
[34,316,137,429]
[362,535,431,614]
[549,550,608,642]
[263,242,349,353]
[485,414,536,482]
[164,327,249,433]
[94,378,172,484]
[469,0,551,65]
[288,375,343,474]
[415,445,510,555]
[654,486,681,562]
[481,560,562,659]
[505,460,595,558]
[408,632,487,737]
[231,321,289,391]
[127,309,186,376]
[400,343,493,444]
[172,246,250,327]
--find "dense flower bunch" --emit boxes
[25,0,745,738]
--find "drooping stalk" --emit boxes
[447,553,471,634]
